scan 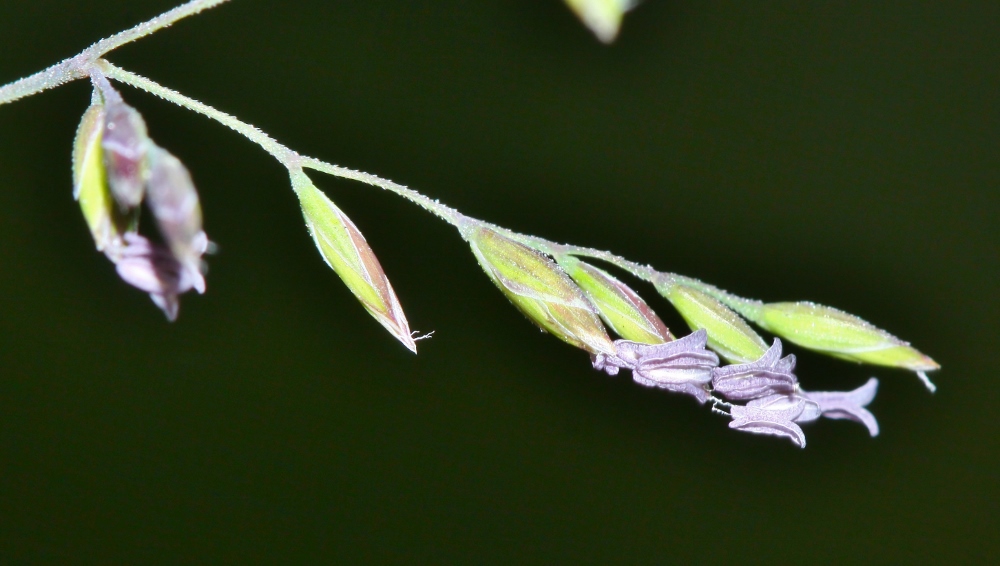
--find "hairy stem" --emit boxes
[0,0,229,106]
[97,61,468,227]
[97,61,293,163]
[299,157,468,227]
[88,0,231,58]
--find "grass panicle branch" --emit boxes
[0,0,941,447]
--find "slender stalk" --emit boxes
[97,61,293,163]
[300,157,468,227]
[88,0,231,58]
[88,68,123,104]
[0,0,229,106]
[0,58,83,106]
[97,61,468,227]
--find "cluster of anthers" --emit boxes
[0,0,940,448]
[594,333,879,447]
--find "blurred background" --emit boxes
[0,0,997,563]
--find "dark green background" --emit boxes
[0,1,996,563]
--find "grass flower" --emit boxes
[559,256,672,344]
[146,146,207,291]
[656,278,768,364]
[71,82,209,319]
[72,99,136,252]
[562,0,638,43]
[743,301,939,392]
[293,171,416,353]
[465,226,614,356]
[101,99,151,210]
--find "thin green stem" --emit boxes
[88,0,231,58]
[0,58,82,106]
[98,61,468,227]
[0,0,229,106]
[98,61,293,163]
[300,157,468,227]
